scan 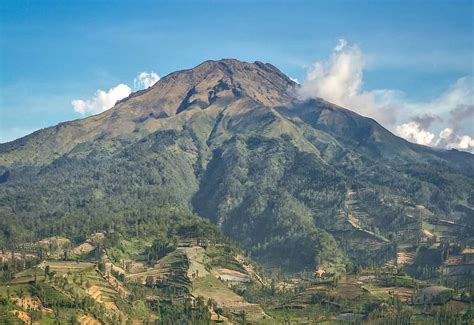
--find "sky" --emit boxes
[0,0,473,151]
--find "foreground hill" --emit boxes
[0,59,473,274]
[2,230,471,324]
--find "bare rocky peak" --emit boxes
[0,59,300,166]
[112,59,299,118]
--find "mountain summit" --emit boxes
[2,59,298,166]
[0,59,473,271]
[3,58,470,167]
[134,59,299,112]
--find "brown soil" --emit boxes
[12,310,34,324]
[79,315,102,325]
[214,268,250,282]
[70,242,95,255]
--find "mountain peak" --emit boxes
[114,59,298,119]
[191,58,292,83]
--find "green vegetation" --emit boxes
[0,59,472,323]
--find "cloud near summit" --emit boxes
[298,40,474,152]
[134,71,160,89]
[72,71,160,115]
[298,39,399,126]
[72,84,132,115]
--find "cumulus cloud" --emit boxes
[396,122,435,146]
[435,128,474,152]
[397,118,474,153]
[299,39,474,152]
[399,80,473,152]
[72,84,131,115]
[134,71,160,89]
[298,39,399,125]
[71,71,161,115]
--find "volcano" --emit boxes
[1,59,472,271]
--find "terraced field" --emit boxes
[193,274,267,322]
[2,235,471,324]
[183,246,210,279]
[126,249,191,297]
[41,260,95,275]
[367,286,415,303]
[184,245,267,322]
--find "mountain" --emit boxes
[1,58,473,273]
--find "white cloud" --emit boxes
[72,84,131,115]
[396,122,435,146]
[404,78,473,118]
[457,136,474,151]
[436,128,474,152]
[334,39,347,52]
[71,71,161,116]
[298,39,399,125]
[402,79,473,152]
[134,71,160,89]
[299,39,474,152]
[394,120,474,153]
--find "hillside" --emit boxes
[1,59,473,274]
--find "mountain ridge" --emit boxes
[0,59,470,168]
[0,59,473,272]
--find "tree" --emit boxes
[98,261,105,273]
[240,310,246,324]
[216,307,223,320]
[145,276,155,288]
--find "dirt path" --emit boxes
[235,254,266,286]
[106,262,127,275]
[423,229,434,237]
[348,215,389,242]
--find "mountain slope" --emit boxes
[0,59,296,167]
[1,59,473,272]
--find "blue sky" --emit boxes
[0,0,473,149]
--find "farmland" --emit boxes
[0,223,472,324]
